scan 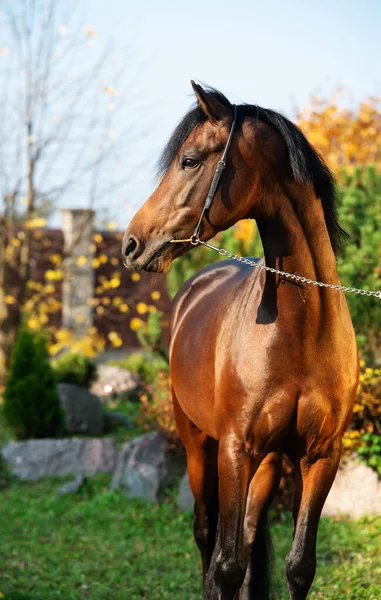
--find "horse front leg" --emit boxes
[209,435,254,600]
[172,393,219,583]
[286,440,342,600]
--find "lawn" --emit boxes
[0,475,380,600]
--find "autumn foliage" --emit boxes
[297,92,381,175]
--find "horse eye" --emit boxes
[182,158,199,170]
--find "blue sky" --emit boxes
[27,0,381,224]
[89,0,380,225]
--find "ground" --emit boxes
[0,475,380,600]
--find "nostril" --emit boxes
[125,237,137,256]
[122,234,140,261]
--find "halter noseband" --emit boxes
[170,104,238,245]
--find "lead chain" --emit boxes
[194,239,381,299]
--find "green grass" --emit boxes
[1,476,380,600]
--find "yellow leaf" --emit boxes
[50,254,62,265]
[45,270,63,281]
[107,221,117,230]
[4,294,15,304]
[130,317,144,331]
[131,273,140,282]
[120,303,129,313]
[92,258,101,269]
[104,85,117,97]
[76,255,88,266]
[25,217,46,229]
[93,233,103,243]
[110,277,120,289]
[99,254,108,264]
[151,291,161,301]
[84,26,96,37]
[136,302,147,314]
[27,316,39,330]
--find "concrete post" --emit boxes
[61,209,95,335]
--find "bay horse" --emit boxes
[122,82,359,600]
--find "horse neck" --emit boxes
[254,183,341,322]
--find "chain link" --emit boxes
[193,239,381,300]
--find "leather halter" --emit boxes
[171,104,238,245]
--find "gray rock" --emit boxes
[178,471,194,512]
[103,411,133,430]
[323,455,381,519]
[2,438,116,481]
[90,364,140,399]
[111,432,183,502]
[56,475,86,496]
[58,383,104,435]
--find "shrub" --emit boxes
[53,352,97,388]
[357,433,381,476]
[336,167,381,363]
[3,325,63,440]
[109,352,167,384]
[139,369,179,446]
[136,310,169,364]
[343,361,381,474]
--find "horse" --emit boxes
[122,82,359,600]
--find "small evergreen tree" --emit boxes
[3,325,63,440]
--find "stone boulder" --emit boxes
[2,438,117,481]
[178,471,194,512]
[323,455,381,519]
[90,365,140,400]
[56,475,86,496]
[111,432,184,502]
[58,383,104,435]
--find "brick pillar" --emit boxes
[61,209,95,335]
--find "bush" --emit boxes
[3,325,63,440]
[53,352,97,388]
[357,433,381,476]
[336,166,381,363]
[139,369,179,446]
[109,352,168,384]
[343,360,381,475]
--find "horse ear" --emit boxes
[191,81,231,123]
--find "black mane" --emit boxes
[157,87,347,254]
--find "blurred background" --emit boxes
[0,1,380,599]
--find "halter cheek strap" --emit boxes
[171,104,238,245]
